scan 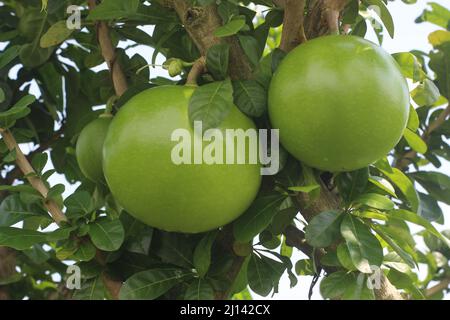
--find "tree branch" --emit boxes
[279,0,307,52]
[87,0,128,96]
[170,1,252,80]
[374,274,405,300]
[396,103,450,170]
[0,247,15,300]
[304,0,347,39]
[426,278,450,298]
[0,128,67,225]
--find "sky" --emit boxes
[5,0,450,300]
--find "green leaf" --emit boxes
[337,243,357,271]
[429,30,450,47]
[392,52,426,82]
[40,20,73,48]
[403,128,428,154]
[87,0,140,20]
[238,35,260,67]
[214,16,246,37]
[73,276,105,300]
[374,159,419,212]
[0,46,20,69]
[411,79,441,107]
[288,184,321,193]
[409,171,450,205]
[417,192,443,222]
[382,252,411,273]
[19,43,53,68]
[0,227,47,250]
[206,43,229,80]
[295,259,315,276]
[429,44,450,99]
[46,183,65,200]
[354,193,395,210]
[247,254,284,297]
[342,274,375,300]
[407,105,420,131]
[184,278,214,300]
[119,268,191,300]
[336,168,369,202]
[72,241,97,262]
[320,271,355,299]
[371,224,416,268]
[31,153,48,175]
[232,80,267,117]
[364,0,395,37]
[88,218,125,251]
[0,194,43,227]
[416,2,450,29]
[193,231,217,278]
[64,191,94,217]
[386,268,424,299]
[305,210,343,248]
[188,79,233,131]
[0,95,35,128]
[233,193,286,243]
[389,209,450,247]
[46,226,76,242]
[368,176,397,197]
[341,215,383,273]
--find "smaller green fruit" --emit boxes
[76,116,112,182]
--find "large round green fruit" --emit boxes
[76,116,112,182]
[268,35,410,172]
[103,85,261,233]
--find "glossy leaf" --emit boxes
[341,215,383,273]
[88,218,125,251]
[305,211,343,248]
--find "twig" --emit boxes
[186,57,206,85]
[280,0,307,52]
[0,128,67,225]
[396,104,450,169]
[4,125,64,185]
[426,278,450,298]
[87,0,128,96]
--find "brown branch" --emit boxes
[304,0,347,39]
[186,57,206,85]
[4,125,64,185]
[425,278,450,298]
[323,0,347,34]
[396,104,450,170]
[171,1,252,80]
[374,274,405,300]
[87,0,128,96]
[0,247,15,300]
[0,129,67,225]
[279,0,307,52]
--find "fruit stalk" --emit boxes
[186,57,206,86]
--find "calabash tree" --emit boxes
[0,0,450,300]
